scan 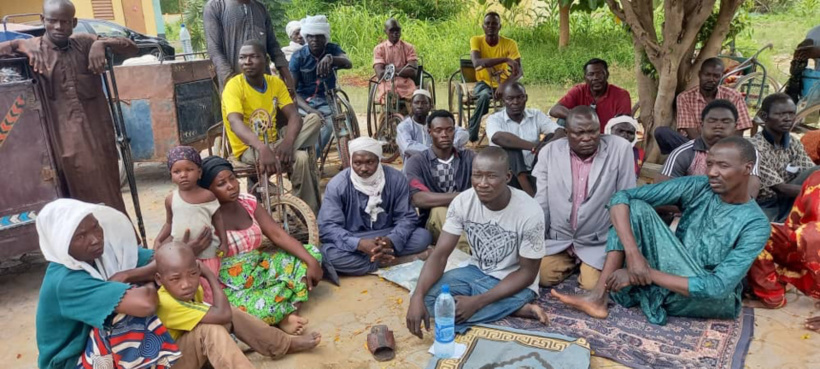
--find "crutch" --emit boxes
[101,49,147,242]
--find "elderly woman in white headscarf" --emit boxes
[289,14,353,156]
[317,137,432,278]
[604,115,645,176]
[34,199,206,369]
[281,19,304,62]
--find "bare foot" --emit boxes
[279,314,308,335]
[513,303,548,325]
[287,331,322,353]
[378,248,432,268]
[805,316,820,332]
[550,289,609,319]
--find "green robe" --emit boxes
[606,176,770,325]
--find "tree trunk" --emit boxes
[559,4,570,48]
[632,40,661,162]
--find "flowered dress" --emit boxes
[219,193,322,325]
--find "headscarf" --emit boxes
[167,146,202,170]
[36,199,139,281]
[348,137,386,224]
[604,116,640,146]
[199,156,234,188]
[286,20,302,38]
[300,15,331,43]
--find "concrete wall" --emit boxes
[0,0,159,36]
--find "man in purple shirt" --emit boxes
[532,106,636,290]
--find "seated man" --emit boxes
[749,93,820,222]
[552,137,770,325]
[405,110,474,254]
[397,90,469,160]
[222,40,321,213]
[155,242,320,369]
[405,147,547,338]
[655,58,752,154]
[290,15,353,155]
[486,83,563,196]
[467,11,522,143]
[533,106,636,290]
[373,18,418,104]
[282,20,304,62]
[604,115,645,177]
[549,58,631,132]
[318,137,433,277]
[748,171,820,318]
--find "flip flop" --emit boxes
[366,325,396,362]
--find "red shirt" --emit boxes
[558,83,632,132]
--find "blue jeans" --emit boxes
[424,265,537,334]
[298,98,334,155]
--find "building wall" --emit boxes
[0,0,158,36]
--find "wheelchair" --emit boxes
[316,68,361,175]
[366,60,435,163]
[447,55,504,144]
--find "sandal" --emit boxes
[366,325,395,362]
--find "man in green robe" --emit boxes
[552,136,770,325]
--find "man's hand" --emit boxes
[406,295,431,339]
[357,238,381,257]
[532,141,548,156]
[273,140,294,170]
[373,237,396,264]
[305,259,323,291]
[256,145,281,174]
[317,54,333,78]
[506,58,520,78]
[88,41,107,74]
[16,41,47,74]
[454,295,483,323]
[605,269,631,292]
[625,252,652,286]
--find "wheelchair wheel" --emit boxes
[732,72,781,111]
[375,112,402,163]
[366,83,378,137]
[269,193,320,246]
[337,91,361,138]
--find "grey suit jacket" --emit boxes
[532,135,637,269]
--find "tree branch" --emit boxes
[607,0,662,67]
[689,0,745,76]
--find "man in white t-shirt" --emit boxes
[406,147,548,337]
[486,83,564,196]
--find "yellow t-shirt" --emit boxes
[469,35,521,88]
[221,74,294,158]
[156,285,209,340]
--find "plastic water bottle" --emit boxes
[179,23,193,61]
[434,284,455,358]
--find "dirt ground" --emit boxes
[1,162,819,369]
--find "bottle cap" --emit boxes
[441,284,449,294]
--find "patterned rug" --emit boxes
[494,279,755,369]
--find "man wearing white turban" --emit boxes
[604,115,645,177]
[318,137,433,277]
[289,14,353,156]
[282,19,304,62]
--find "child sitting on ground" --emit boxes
[155,242,322,368]
[155,146,227,302]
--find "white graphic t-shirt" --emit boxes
[443,187,546,293]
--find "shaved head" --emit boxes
[475,146,508,173]
[155,241,197,274]
[43,0,75,14]
[503,82,526,96]
[566,105,599,129]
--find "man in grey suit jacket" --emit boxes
[532,106,637,290]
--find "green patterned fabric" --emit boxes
[219,244,322,325]
[606,176,770,325]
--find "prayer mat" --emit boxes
[425,324,590,369]
[494,278,755,369]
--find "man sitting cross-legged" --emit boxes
[222,39,322,213]
[533,106,636,291]
[486,82,564,197]
[155,242,320,369]
[318,137,433,277]
[405,110,474,254]
[397,90,469,161]
[552,136,770,325]
[406,147,548,338]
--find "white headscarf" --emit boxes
[348,137,386,224]
[286,20,301,38]
[300,15,331,43]
[604,116,640,146]
[36,199,139,281]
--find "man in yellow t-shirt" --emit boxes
[468,11,522,143]
[222,39,322,213]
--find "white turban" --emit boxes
[604,116,640,146]
[348,137,385,224]
[286,20,301,38]
[36,199,139,281]
[300,15,331,43]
